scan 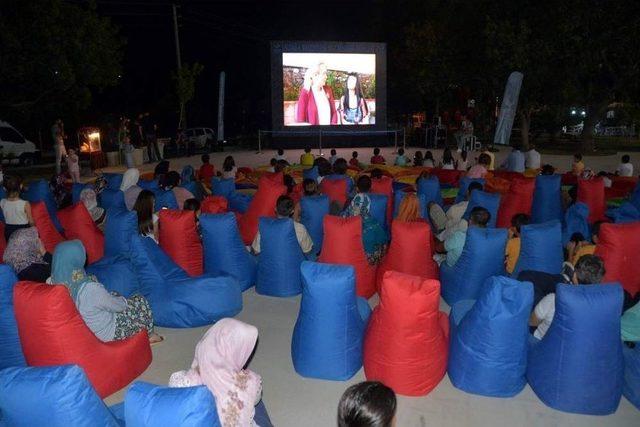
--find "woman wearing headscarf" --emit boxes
[121,168,142,210]
[181,165,204,200]
[79,188,106,228]
[169,318,271,427]
[50,240,162,344]
[3,227,51,282]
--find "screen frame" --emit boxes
[271,40,387,131]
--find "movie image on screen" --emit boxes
[282,52,376,126]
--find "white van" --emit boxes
[0,121,40,166]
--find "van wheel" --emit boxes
[19,154,34,167]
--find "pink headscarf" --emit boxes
[169,318,262,427]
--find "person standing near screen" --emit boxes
[340,73,370,125]
[296,62,337,125]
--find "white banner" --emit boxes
[493,71,523,146]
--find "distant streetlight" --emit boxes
[571,109,577,115]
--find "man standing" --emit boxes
[141,112,161,162]
[51,119,67,174]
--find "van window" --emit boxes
[0,127,25,144]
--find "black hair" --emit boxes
[469,206,490,227]
[370,168,383,179]
[276,195,294,217]
[133,190,155,236]
[443,148,454,165]
[275,159,288,173]
[337,381,396,427]
[460,150,468,161]
[511,213,530,234]
[223,156,235,172]
[154,160,170,178]
[183,198,201,212]
[373,147,380,156]
[270,158,277,166]
[201,154,210,164]
[357,175,372,193]
[303,178,318,196]
[425,151,434,161]
[398,148,405,155]
[333,158,348,175]
[163,171,180,189]
[414,150,423,159]
[477,153,491,166]
[540,164,555,175]
[304,147,311,153]
[574,254,605,284]
[343,73,369,116]
[283,174,295,193]
[352,151,358,158]
[570,232,586,243]
[467,181,483,195]
[331,149,337,155]
[3,175,22,196]
[574,153,583,161]
[568,185,578,204]
[277,148,284,155]
[592,220,604,238]
[317,158,332,176]
[622,154,630,163]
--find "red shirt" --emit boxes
[198,164,215,184]
[371,155,386,165]
[349,158,360,167]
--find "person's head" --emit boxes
[51,240,92,300]
[573,254,605,284]
[477,153,491,166]
[466,181,483,199]
[352,151,358,159]
[540,164,555,175]
[398,148,405,156]
[275,159,288,173]
[469,206,490,228]
[357,175,372,193]
[309,62,328,88]
[223,156,235,172]
[414,150,423,160]
[568,185,578,204]
[591,220,603,244]
[133,190,155,235]
[396,193,421,222]
[304,147,311,154]
[460,150,468,161]
[303,178,318,196]
[4,227,45,273]
[574,153,583,162]
[344,74,368,115]
[163,171,181,189]
[370,168,383,180]
[333,158,348,175]
[331,149,337,156]
[120,168,140,191]
[201,153,210,164]
[270,158,277,167]
[276,195,295,218]
[373,147,380,156]
[510,213,530,236]
[622,154,631,164]
[337,381,397,427]
[317,158,332,176]
[277,148,284,156]
[68,147,76,156]
[183,198,201,216]
[283,174,295,193]
[181,165,195,184]
[425,151,434,161]
[512,144,521,152]
[443,148,453,164]
[3,174,22,196]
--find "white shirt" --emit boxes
[533,293,556,339]
[616,162,634,177]
[457,159,469,171]
[251,221,313,254]
[313,87,331,125]
[0,199,28,225]
[222,166,237,179]
[525,149,541,169]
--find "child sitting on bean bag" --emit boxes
[505,213,530,274]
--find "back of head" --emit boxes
[574,153,583,161]
[275,160,288,173]
[478,153,491,166]
[201,154,210,164]
[183,198,201,212]
[622,154,630,163]
[154,160,170,178]
[370,168,383,180]
[304,147,311,153]
[540,164,555,175]
[398,148,405,156]
[337,381,396,427]
[357,175,372,193]
[303,178,318,196]
[331,149,337,156]
[333,158,348,175]
[276,195,294,218]
[133,190,155,235]
[467,181,483,196]
[352,151,358,158]
[164,171,180,189]
[317,158,332,176]
[469,206,490,228]
[373,147,380,156]
[574,254,605,284]
[510,213,530,234]
[278,148,284,155]
[223,156,235,171]
[3,174,22,195]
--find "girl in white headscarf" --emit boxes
[121,168,142,210]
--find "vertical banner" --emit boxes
[217,71,225,143]
[493,71,523,146]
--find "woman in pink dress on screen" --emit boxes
[295,62,338,125]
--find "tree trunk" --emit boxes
[581,104,596,152]
[519,110,531,151]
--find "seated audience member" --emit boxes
[571,153,585,176]
[343,175,388,265]
[275,148,288,163]
[329,148,338,165]
[466,153,491,179]
[337,381,397,427]
[302,178,319,196]
[457,150,469,171]
[394,148,408,166]
[435,206,490,267]
[567,221,602,265]
[530,255,604,339]
[315,157,332,183]
[300,147,315,167]
[370,147,385,165]
[283,174,296,194]
[198,154,215,185]
[182,165,205,197]
[163,171,194,209]
[50,240,162,343]
[440,148,456,170]
[80,188,106,228]
[597,171,613,188]
[481,144,496,171]
[3,227,51,282]
[251,195,313,256]
[121,168,143,211]
[505,213,530,274]
[413,150,424,167]
[267,158,277,173]
[616,154,634,177]
[349,151,360,168]
[154,160,170,182]
[1,175,33,241]
[332,158,354,192]
[525,144,541,170]
[424,150,436,168]
[133,190,159,243]
[540,164,556,175]
[500,145,525,173]
[169,318,270,427]
[183,198,201,220]
[274,159,288,174]
[396,193,425,223]
[222,156,237,179]
[429,181,484,241]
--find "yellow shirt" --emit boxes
[505,237,521,274]
[572,160,585,175]
[300,152,315,166]
[571,244,595,265]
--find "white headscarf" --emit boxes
[120,168,140,192]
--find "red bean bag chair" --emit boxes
[376,221,437,290]
[238,176,287,245]
[364,271,449,396]
[605,187,629,201]
[577,178,606,223]
[200,195,228,214]
[561,172,578,186]
[595,222,640,297]
[31,201,65,254]
[430,168,462,187]
[159,210,203,277]
[611,177,638,197]
[318,216,376,298]
[496,177,536,228]
[492,170,523,181]
[260,171,283,184]
[13,282,151,398]
[484,175,512,194]
[57,203,104,264]
[320,178,348,206]
[371,176,394,223]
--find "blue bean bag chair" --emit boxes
[23,179,62,231]
[124,382,220,427]
[608,201,640,224]
[417,176,443,207]
[182,181,202,201]
[463,190,500,228]
[99,189,126,211]
[455,177,485,204]
[512,220,563,277]
[448,276,534,397]
[154,189,179,211]
[393,191,427,219]
[256,218,305,297]
[102,173,124,191]
[527,283,624,415]
[200,213,256,291]
[630,183,640,211]
[0,365,123,426]
[300,195,330,255]
[211,177,235,198]
[138,179,160,192]
[0,265,25,369]
[562,202,591,244]
[303,165,319,181]
[228,192,253,214]
[291,262,371,380]
[532,175,563,223]
[368,193,389,232]
[87,255,140,298]
[71,183,91,204]
[440,227,508,306]
[129,235,243,328]
[623,345,640,410]
[103,208,137,258]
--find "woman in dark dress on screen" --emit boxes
[340,73,370,125]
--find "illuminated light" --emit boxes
[88,132,100,139]
[581,111,586,116]
[571,110,577,115]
